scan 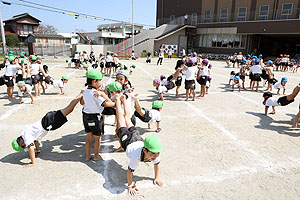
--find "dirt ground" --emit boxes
[0,57,299,200]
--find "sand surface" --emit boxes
[0,58,299,200]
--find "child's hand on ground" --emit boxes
[128,182,138,195]
[156,128,161,133]
[23,163,34,168]
[153,179,164,187]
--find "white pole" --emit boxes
[132,0,134,53]
[0,6,7,54]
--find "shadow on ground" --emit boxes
[0,130,153,194]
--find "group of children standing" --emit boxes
[11,52,165,195]
[0,51,69,104]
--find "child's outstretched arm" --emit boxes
[60,87,64,95]
[158,93,164,101]
[19,97,23,104]
[153,164,163,186]
[277,88,280,95]
[24,145,36,167]
[156,121,161,132]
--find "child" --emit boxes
[133,94,163,132]
[128,64,136,75]
[263,83,300,116]
[175,60,184,98]
[197,59,209,98]
[3,55,22,99]
[99,53,105,74]
[105,51,114,75]
[182,58,197,101]
[274,77,287,95]
[81,69,115,161]
[206,64,212,94]
[229,71,235,85]
[73,50,81,68]
[17,81,34,104]
[146,52,152,63]
[231,76,242,92]
[51,75,69,95]
[114,94,163,195]
[264,60,276,91]
[239,60,247,90]
[153,79,167,101]
[28,55,47,97]
[11,91,84,167]
[250,58,263,92]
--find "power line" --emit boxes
[4,0,155,27]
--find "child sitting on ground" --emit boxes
[263,83,300,116]
[11,91,84,167]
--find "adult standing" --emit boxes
[157,47,164,65]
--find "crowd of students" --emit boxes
[4,49,300,196]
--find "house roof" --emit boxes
[33,33,64,39]
[4,13,41,23]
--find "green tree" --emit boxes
[5,34,20,47]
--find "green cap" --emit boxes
[75,50,79,53]
[12,139,24,152]
[107,51,111,54]
[21,51,26,55]
[100,53,103,56]
[144,135,162,153]
[21,59,28,65]
[83,64,89,68]
[96,59,99,62]
[152,101,163,109]
[65,59,69,62]
[132,64,136,68]
[83,50,87,53]
[19,53,24,58]
[107,81,122,92]
[119,65,124,69]
[8,50,13,54]
[8,53,13,56]
[117,70,129,79]
[61,75,69,80]
[8,56,16,62]
[17,81,25,86]
[114,53,117,56]
[29,55,36,61]
[86,69,103,80]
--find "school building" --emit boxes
[156,0,300,57]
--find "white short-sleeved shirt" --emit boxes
[274,82,286,90]
[30,63,40,75]
[126,141,160,171]
[200,66,209,76]
[183,66,197,80]
[161,79,168,86]
[237,55,243,60]
[281,57,288,63]
[22,120,48,147]
[18,84,32,97]
[229,75,235,80]
[156,85,168,94]
[265,97,278,107]
[159,52,164,58]
[105,55,113,62]
[4,64,19,76]
[52,80,64,88]
[250,65,262,74]
[149,109,161,123]
[232,79,242,87]
[74,53,80,59]
[83,88,106,114]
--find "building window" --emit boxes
[191,13,197,25]
[23,25,33,34]
[258,5,269,20]
[220,8,228,22]
[198,34,246,49]
[170,15,175,24]
[237,7,247,21]
[280,3,293,19]
[204,10,211,23]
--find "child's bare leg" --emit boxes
[85,132,93,161]
[286,85,300,101]
[133,98,145,118]
[292,109,300,128]
[176,86,180,98]
[93,135,102,160]
[60,91,84,117]
[185,90,189,101]
[256,81,259,92]
[192,89,196,101]
[115,96,126,129]
[121,95,134,128]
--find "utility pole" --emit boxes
[0,6,7,54]
[132,0,134,53]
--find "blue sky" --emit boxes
[2,0,157,33]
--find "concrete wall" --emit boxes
[154,29,186,56]
[128,39,155,57]
[75,45,105,56]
